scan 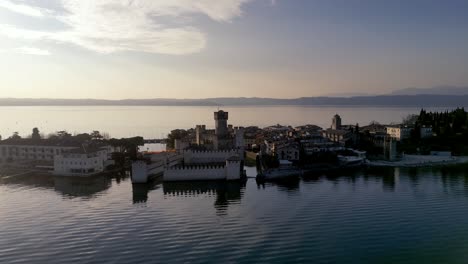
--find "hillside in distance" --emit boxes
[391,86,468,96]
[0,95,467,107]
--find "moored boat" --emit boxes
[338,155,367,168]
[257,160,302,181]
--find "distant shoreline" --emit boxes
[369,155,468,168]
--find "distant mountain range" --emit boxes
[390,86,468,96]
[0,94,467,107]
[1,86,467,107]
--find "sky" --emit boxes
[1,0,468,99]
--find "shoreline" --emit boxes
[369,155,468,168]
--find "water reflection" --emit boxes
[256,177,301,193]
[0,171,128,199]
[54,176,112,198]
[132,179,162,204]
[163,181,246,215]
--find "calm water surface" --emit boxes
[0,106,464,138]
[2,166,468,263]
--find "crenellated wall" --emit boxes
[164,159,241,182]
[183,149,242,164]
[164,165,227,181]
[133,150,243,183]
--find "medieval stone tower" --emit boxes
[332,114,342,130]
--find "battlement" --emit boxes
[184,149,240,154]
[168,164,226,170]
[214,110,229,120]
[183,149,242,164]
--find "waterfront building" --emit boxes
[54,146,113,176]
[264,140,300,161]
[0,139,80,165]
[0,138,114,176]
[275,142,300,161]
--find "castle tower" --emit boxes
[225,156,241,180]
[332,114,342,130]
[214,110,229,138]
[195,125,206,145]
[234,127,245,151]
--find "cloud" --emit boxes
[0,0,254,55]
[0,0,46,17]
[14,46,50,55]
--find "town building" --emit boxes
[275,142,300,161]
[420,126,433,138]
[322,114,358,146]
[54,146,113,176]
[332,114,342,130]
[0,139,79,165]
[264,140,300,161]
[322,129,354,145]
[0,138,114,176]
[386,125,413,141]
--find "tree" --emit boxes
[74,133,92,142]
[107,137,144,161]
[32,127,41,140]
[91,130,103,141]
[167,129,188,149]
[403,114,419,125]
[10,132,21,140]
[56,131,71,139]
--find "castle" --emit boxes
[132,110,245,183]
[193,110,245,151]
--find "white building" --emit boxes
[0,140,78,165]
[386,126,413,141]
[54,147,112,176]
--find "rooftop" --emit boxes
[0,138,83,147]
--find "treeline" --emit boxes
[417,108,468,137]
[402,108,468,155]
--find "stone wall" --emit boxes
[164,165,227,181]
[183,149,242,164]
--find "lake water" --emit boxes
[2,166,468,264]
[0,106,463,139]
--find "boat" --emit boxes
[257,160,302,181]
[338,155,367,168]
